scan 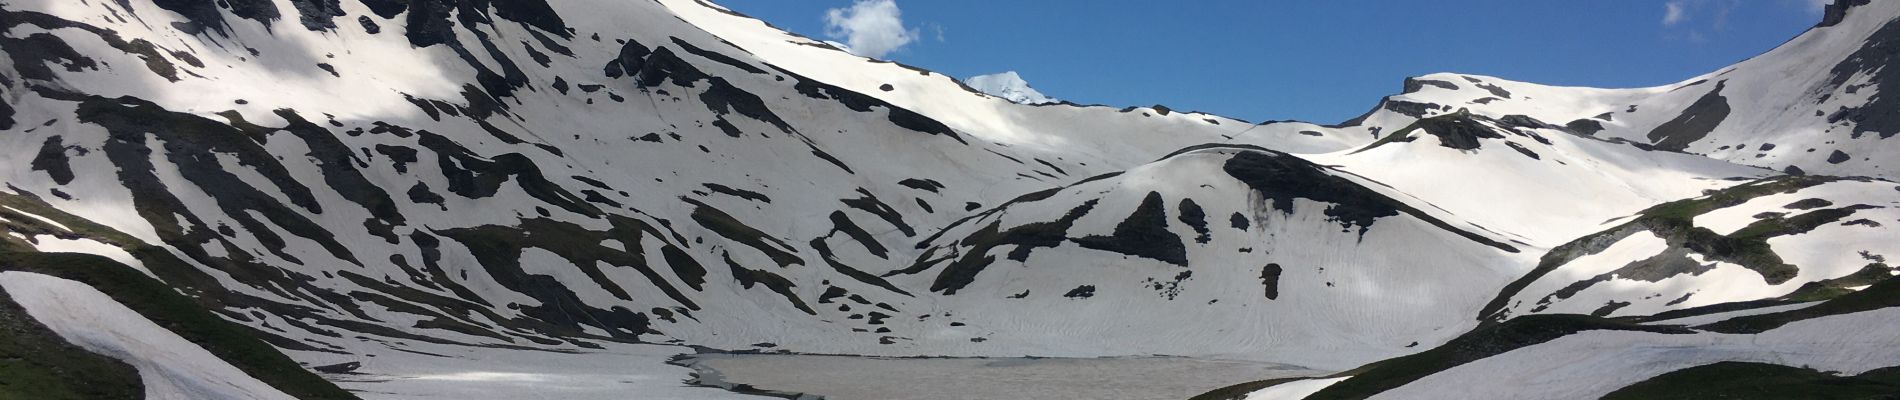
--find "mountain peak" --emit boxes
[965,71,1058,105]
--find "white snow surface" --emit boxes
[1245,377,1348,400]
[26,235,152,277]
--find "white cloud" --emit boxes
[824,0,919,59]
[1663,1,1689,26]
[1661,0,1742,41]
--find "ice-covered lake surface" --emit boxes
[303,343,750,400]
[678,354,1327,400]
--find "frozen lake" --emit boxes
[677,354,1326,400]
[305,343,751,400]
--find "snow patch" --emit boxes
[27,235,152,278]
[1245,377,1349,400]
[4,206,71,232]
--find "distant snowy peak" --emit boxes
[965,71,1058,105]
[1346,1,1900,180]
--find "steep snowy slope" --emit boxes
[1308,109,1770,245]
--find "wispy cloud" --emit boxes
[927,23,946,43]
[824,0,919,59]
[1712,0,1737,30]
[1662,0,1742,43]
[1663,1,1689,26]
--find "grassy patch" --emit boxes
[1617,177,1871,286]
[1636,176,1832,221]
[1645,217,1796,285]
[1780,263,1894,302]
[1603,362,1900,399]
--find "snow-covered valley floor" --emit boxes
[4,0,1900,398]
[677,354,1325,400]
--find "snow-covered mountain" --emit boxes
[895,145,1532,368]
[1300,0,1900,181]
[0,0,1895,399]
[964,71,1057,105]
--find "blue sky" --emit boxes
[712,0,1826,124]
